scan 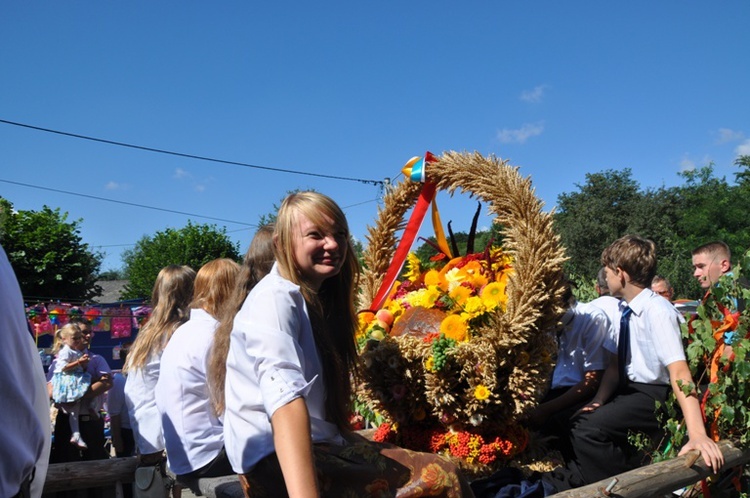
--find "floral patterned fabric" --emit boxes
[51,370,91,403]
[238,439,474,497]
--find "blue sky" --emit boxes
[2,2,748,272]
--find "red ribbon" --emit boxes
[369,153,438,311]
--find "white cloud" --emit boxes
[173,168,191,179]
[496,122,544,144]
[194,184,206,192]
[715,128,744,144]
[105,181,121,190]
[679,156,696,172]
[736,139,750,156]
[520,85,548,103]
[679,154,712,172]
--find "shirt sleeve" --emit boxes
[648,304,686,367]
[237,283,316,418]
[582,310,610,371]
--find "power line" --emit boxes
[0,118,385,186]
[0,178,255,226]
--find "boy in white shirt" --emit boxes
[560,235,724,487]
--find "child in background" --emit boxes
[50,323,92,449]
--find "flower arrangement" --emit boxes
[356,151,568,474]
[358,248,514,347]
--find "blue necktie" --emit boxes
[618,306,633,391]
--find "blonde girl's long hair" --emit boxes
[123,265,196,373]
[273,192,360,430]
[190,258,241,319]
[208,224,274,415]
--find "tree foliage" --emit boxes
[0,198,103,302]
[121,221,240,300]
[554,157,750,300]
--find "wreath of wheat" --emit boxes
[357,151,567,447]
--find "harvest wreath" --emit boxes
[355,151,567,474]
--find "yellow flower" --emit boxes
[474,384,490,401]
[404,253,422,282]
[461,296,486,321]
[424,269,448,291]
[387,301,404,322]
[409,287,441,309]
[440,314,468,342]
[449,285,472,306]
[480,282,506,309]
[425,356,435,371]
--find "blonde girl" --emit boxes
[208,223,274,416]
[50,322,92,449]
[124,264,196,462]
[221,192,473,497]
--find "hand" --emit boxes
[79,354,90,368]
[678,435,724,474]
[575,401,602,416]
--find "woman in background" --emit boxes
[208,223,274,416]
[155,258,240,491]
[124,264,195,464]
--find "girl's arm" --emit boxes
[61,358,81,372]
[667,360,724,473]
[61,353,90,372]
[271,397,319,498]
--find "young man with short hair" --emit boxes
[692,241,731,290]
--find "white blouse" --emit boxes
[155,308,224,475]
[223,264,344,473]
[125,350,164,454]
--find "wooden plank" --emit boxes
[553,440,750,497]
[43,457,137,493]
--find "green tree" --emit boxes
[553,160,750,300]
[121,221,240,300]
[554,169,648,280]
[0,198,103,302]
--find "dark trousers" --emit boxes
[51,411,110,462]
[176,447,234,494]
[115,428,136,458]
[48,410,110,498]
[566,382,671,486]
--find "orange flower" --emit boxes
[440,314,468,342]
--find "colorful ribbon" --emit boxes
[369,152,451,311]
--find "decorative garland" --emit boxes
[356,151,568,474]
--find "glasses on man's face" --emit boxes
[655,290,670,297]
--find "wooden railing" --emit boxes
[553,440,750,497]
[42,440,749,497]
